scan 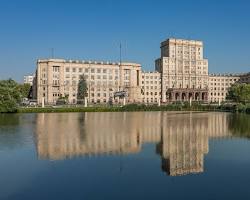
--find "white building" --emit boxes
[24,74,34,85]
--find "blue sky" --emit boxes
[0,0,249,82]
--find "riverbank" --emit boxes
[16,103,250,114]
[17,104,220,113]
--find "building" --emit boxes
[141,71,161,104]
[24,74,34,85]
[33,59,141,104]
[155,38,209,103]
[32,38,249,105]
[208,74,241,102]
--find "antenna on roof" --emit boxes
[119,42,122,65]
[51,48,54,59]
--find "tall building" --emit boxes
[33,59,141,104]
[155,38,209,103]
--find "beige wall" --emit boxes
[32,38,249,104]
[34,59,141,104]
[141,71,161,103]
[208,74,240,102]
[155,38,209,102]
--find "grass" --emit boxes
[17,103,221,113]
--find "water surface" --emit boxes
[0,112,250,200]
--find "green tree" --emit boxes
[77,74,88,104]
[0,79,21,113]
[18,83,31,98]
[226,83,250,103]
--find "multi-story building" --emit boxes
[141,71,161,104]
[32,38,249,105]
[24,74,34,85]
[33,59,141,104]
[155,38,209,103]
[208,74,241,102]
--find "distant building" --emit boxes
[24,74,34,85]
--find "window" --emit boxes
[53,66,60,72]
[65,67,70,72]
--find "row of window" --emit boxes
[210,78,238,81]
[66,74,119,80]
[65,67,119,74]
[142,92,160,96]
[142,75,160,79]
[142,81,161,85]
[210,83,231,86]
[210,93,226,96]
[142,98,160,103]
[142,86,159,90]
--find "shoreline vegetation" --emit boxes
[16,103,250,114]
[1,79,249,114]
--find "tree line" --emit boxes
[0,79,31,112]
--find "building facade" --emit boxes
[24,74,35,85]
[33,38,249,105]
[141,71,161,104]
[33,59,141,104]
[155,38,209,103]
[208,74,241,102]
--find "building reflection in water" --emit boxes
[35,112,232,176]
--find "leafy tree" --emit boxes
[0,79,21,113]
[18,83,31,98]
[226,83,250,103]
[56,94,69,105]
[77,74,88,104]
